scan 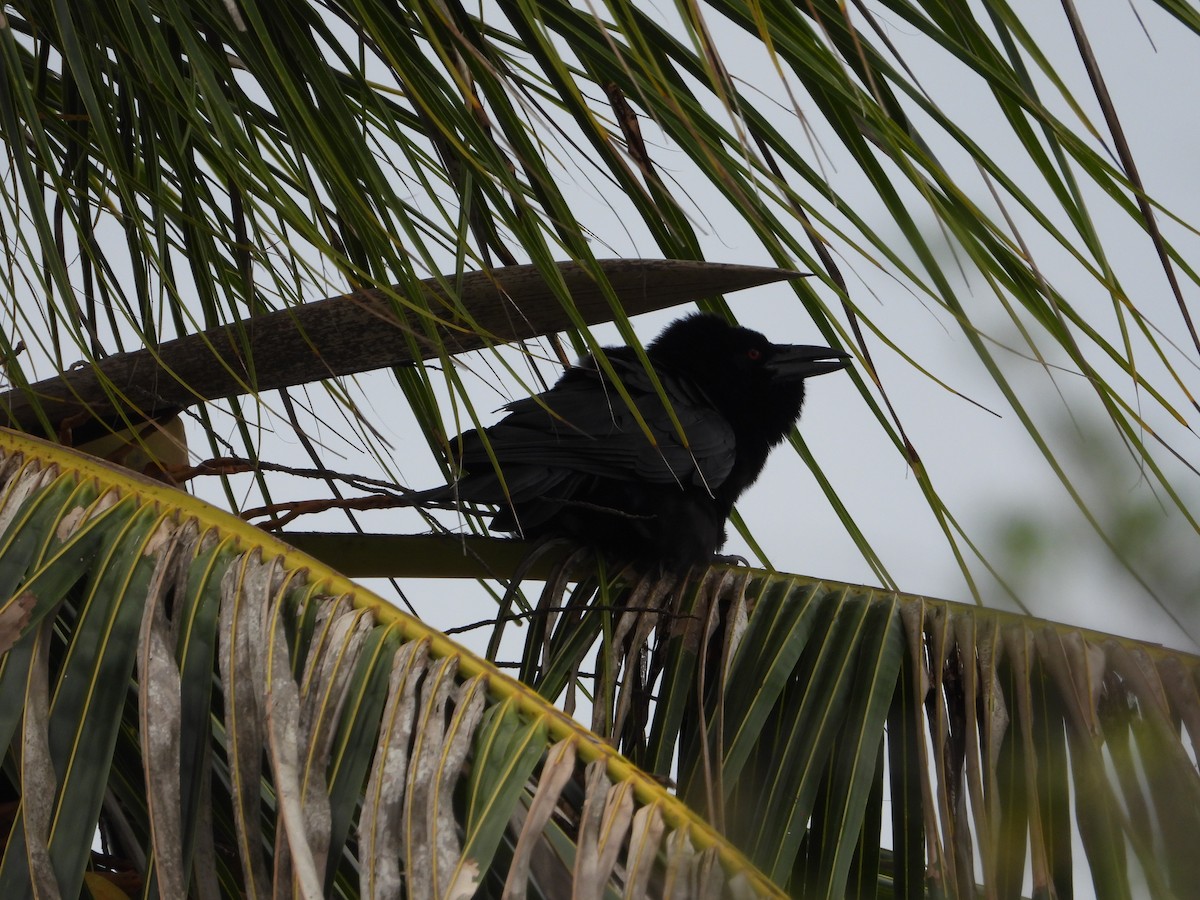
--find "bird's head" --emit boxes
[647,312,850,444]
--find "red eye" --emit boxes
[747,348,762,361]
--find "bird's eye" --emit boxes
[747,348,762,361]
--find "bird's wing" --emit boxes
[457,355,736,492]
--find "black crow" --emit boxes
[413,312,849,571]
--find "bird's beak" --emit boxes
[766,344,852,381]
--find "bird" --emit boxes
[411,312,850,572]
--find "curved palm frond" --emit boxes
[0,428,784,899]
[507,560,1200,898]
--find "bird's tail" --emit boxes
[394,483,469,508]
[397,470,525,509]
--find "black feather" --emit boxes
[411,313,849,571]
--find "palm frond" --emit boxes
[0,429,784,898]
[518,563,1200,898]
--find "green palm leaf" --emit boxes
[519,567,1200,898]
[0,429,782,898]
